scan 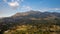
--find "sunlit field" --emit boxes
[4,24,60,34]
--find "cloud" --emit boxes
[3,0,24,2]
[21,5,32,11]
[39,8,60,12]
[3,0,24,9]
[51,8,60,10]
[8,2,19,7]
[3,0,7,2]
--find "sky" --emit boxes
[0,0,60,17]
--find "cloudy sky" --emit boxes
[0,0,60,17]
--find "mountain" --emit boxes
[0,10,60,23]
[12,10,41,18]
[0,10,60,34]
[0,10,60,26]
[0,10,60,22]
[11,10,60,19]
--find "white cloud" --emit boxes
[8,2,19,7]
[3,0,24,9]
[3,0,7,2]
[44,8,60,11]
[21,5,32,11]
[39,8,60,12]
[52,8,60,10]
[3,0,24,2]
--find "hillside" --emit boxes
[0,10,60,34]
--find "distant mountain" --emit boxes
[12,10,41,18]
[0,10,60,34]
[11,10,60,19]
[0,10,60,25]
[0,10,60,32]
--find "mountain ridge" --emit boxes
[0,10,60,23]
[11,10,60,18]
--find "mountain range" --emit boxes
[0,10,60,32]
[12,10,60,18]
[0,10,60,22]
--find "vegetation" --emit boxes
[0,18,60,34]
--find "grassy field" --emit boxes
[4,24,60,34]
